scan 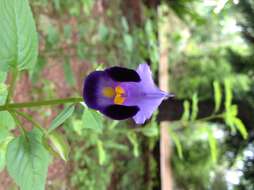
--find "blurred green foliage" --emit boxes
[65,107,159,190]
[0,0,254,189]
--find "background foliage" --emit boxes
[0,0,254,190]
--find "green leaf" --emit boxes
[0,136,13,171]
[0,111,15,130]
[233,118,248,140]
[123,34,133,52]
[213,81,222,113]
[229,105,238,117]
[0,83,8,105]
[48,131,70,161]
[168,128,183,159]
[82,0,94,15]
[82,107,104,132]
[46,25,59,46]
[190,93,199,121]
[48,105,75,133]
[30,55,46,84]
[121,17,129,32]
[63,24,72,39]
[96,140,106,165]
[6,129,50,190]
[224,79,232,111]
[224,105,238,132]
[53,0,61,11]
[181,100,190,122]
[141,114,159,137]
[72,119,83,135]
[207,130,217,163]
[98,23,109,41]
[0,0,38,71]
[127,132,139,157]
[0,71,7,82]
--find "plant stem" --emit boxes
[196,113,224,122]
[9,111,26,135]
[0,97,83,111]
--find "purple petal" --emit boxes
[122,64,169,124]
[83,68,141,120]
[105,66,141,82]
[83,71,116,109]
[102,105,139,120]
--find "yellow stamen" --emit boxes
[114,94,125,105]
[115,86,125,95]
[114,86,126,105]
[102,87,115,98]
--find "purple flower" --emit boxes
[83,63,171,124]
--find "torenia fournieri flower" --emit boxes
[83,63,173,124]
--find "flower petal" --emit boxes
[83,71,115,109]
[105,66,141,82]
[122,63,169,124]
[102,105,139,120]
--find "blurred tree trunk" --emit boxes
[158,4,173,190]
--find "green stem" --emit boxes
[172,113,225,132]
[196,113,224,122]
[0,97,83,111]
[9,111,26,135]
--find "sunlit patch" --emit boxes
[102,87,115,98]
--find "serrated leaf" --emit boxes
[168,128,183,159]
[213,81,222,113]
[224,111,235,132]
[0,111,15,130]
[224,79,232,111]
[224,105,238,132]
[48,131,70,161]
[181,100,190,122]
[48,105,75,133]
[207,130,217,163]
[82,107,103,132]
[233,118,248,140]
[6,129,50,190]
[229,105,238,117]
[0,0,38,71]
[96,140,106,165]
[190,93,198,121]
